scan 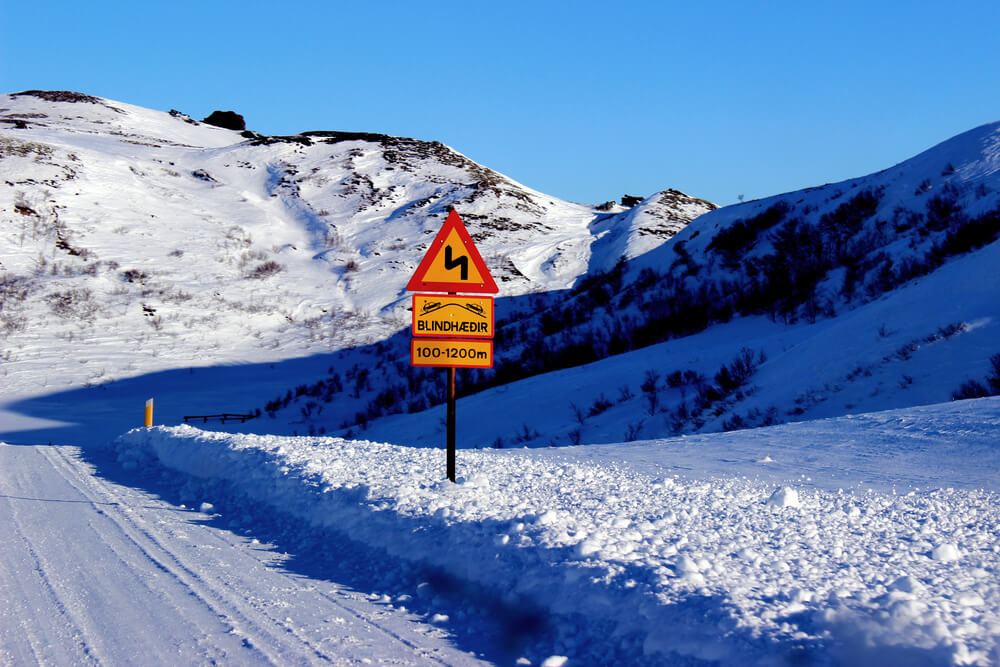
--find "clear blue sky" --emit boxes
[3,1,999,206]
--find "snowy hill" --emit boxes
[0,90,714,400]
[4,93,999,447]
[250,120,1000,444]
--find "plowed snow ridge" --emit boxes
[115,398,1000,666]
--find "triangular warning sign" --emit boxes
[407,210,498,293]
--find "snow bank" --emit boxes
[115,425,1000,665]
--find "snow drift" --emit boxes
[115,397,1000,666]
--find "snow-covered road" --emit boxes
[0,443,485,666]
[4,398,999,666]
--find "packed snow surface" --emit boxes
[0,443,485,666]
[114,397,1000,665]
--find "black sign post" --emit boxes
[446,365,457,482]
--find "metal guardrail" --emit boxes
[183,413,257,424]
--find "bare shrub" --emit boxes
[121,269,149,283]
[640,370,660,393]
[246,260,284,279]
[952,353,1000,400]
[990,354,1000,393]
[514,423,540,443]
[588,394,613,417]
[45,288,95,320]
[624,420,644,441]
[0,274,31,313]
[952,380,990,401]
[645,391,660,416]
[238,249,269,269]
[224,226,252,249]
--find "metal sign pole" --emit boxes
[445,288,458,483]
[446,366,456,482]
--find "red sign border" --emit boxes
[406,210,499,294]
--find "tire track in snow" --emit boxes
[127,490,456,666]
[310,592,453,666]
[20,444,243,664]
[42,446,461,666]
[39,445,306,665]
[2,487,97,665]
[72,446,456,666]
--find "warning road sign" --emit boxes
[405,210,499,482]
[412,294,494,339]
[411,338,494,368]
[406,210,498,294]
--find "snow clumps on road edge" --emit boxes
[114,426,1000,665]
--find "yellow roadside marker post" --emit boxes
[145,398,153,427]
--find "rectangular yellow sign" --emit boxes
[411,338,494,368]
[412,294,494,339]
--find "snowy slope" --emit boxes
[634,119,1000,298]
[350,228,1000,449]
[111,398,1000,666]
[246,118,1000,445]
[0,90,714,400]
[3,92,998,452]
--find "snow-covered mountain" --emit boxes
[0,90,714,398]
[254,119,1000,445]
[3,89,1000,452]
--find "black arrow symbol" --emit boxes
[443,245,469,280]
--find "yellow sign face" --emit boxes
[411,338,494,368]
[421,228,487,285]
[412,294,494,339]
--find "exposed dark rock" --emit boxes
[657,188,718,211]
[248,134,312,146]
[10,90,125,113]
[202,110,246,131]
[12,90,102,104]
[621,194,645,207]
[192,169,217,182]
[169,109,198,125]
[303,130,400,144]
